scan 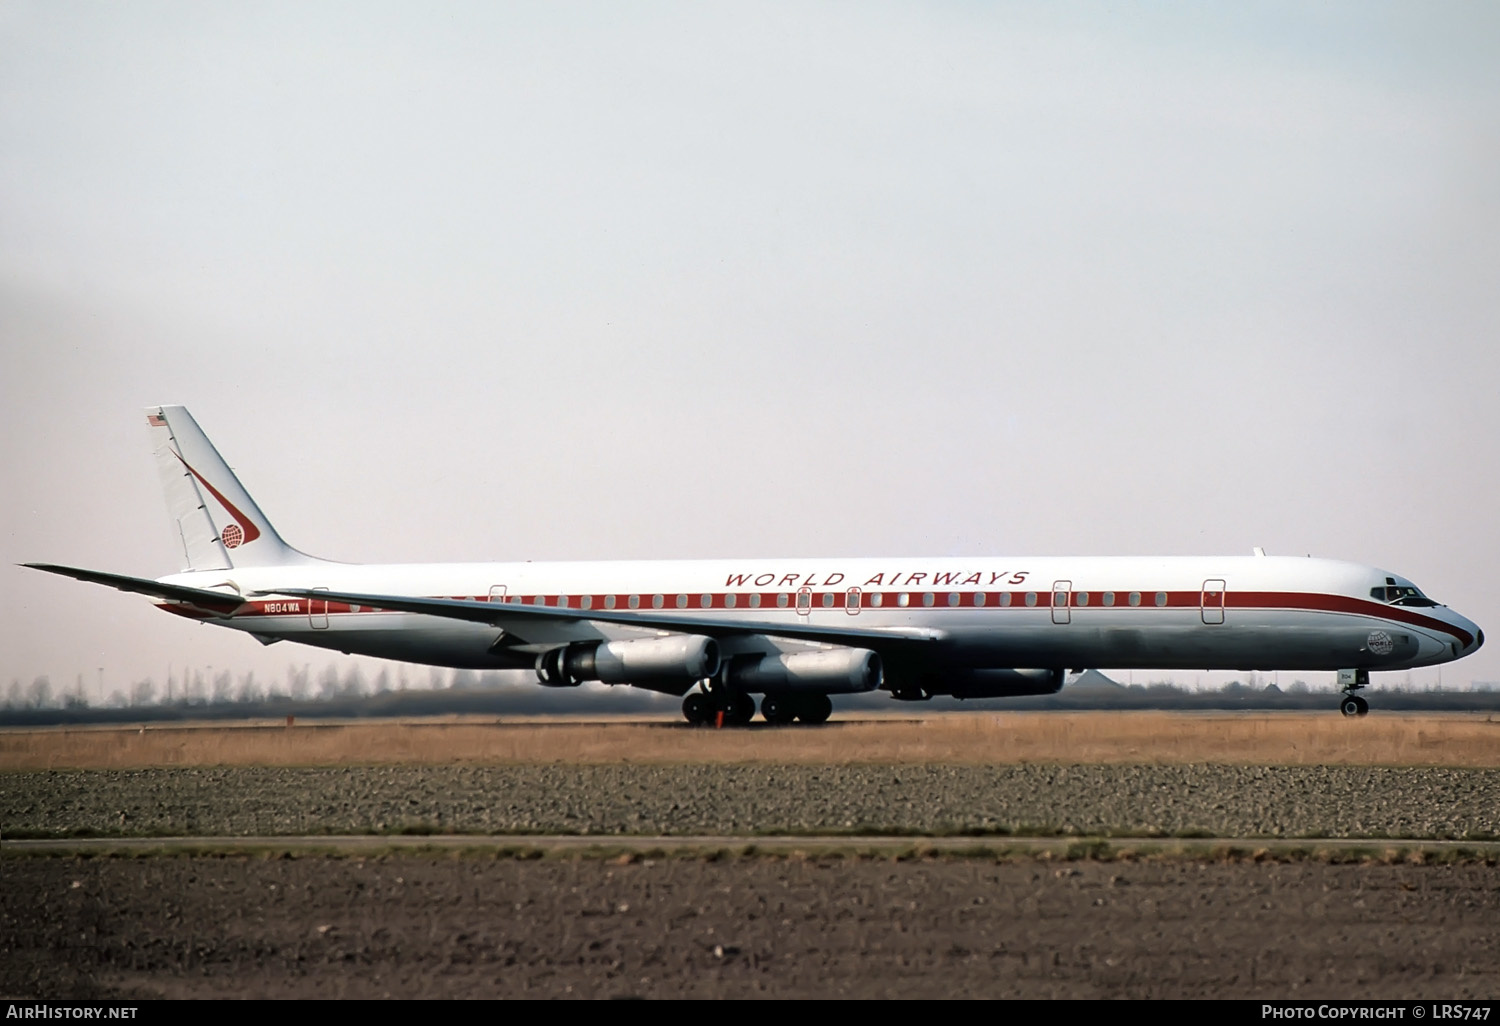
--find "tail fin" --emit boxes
[146,405,325,571]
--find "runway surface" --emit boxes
[5,852,1498,999]
[8,833,1500,857]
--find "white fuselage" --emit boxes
[161,555,1482,678]
[32,405,1479,717]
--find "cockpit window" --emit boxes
[1370,584,1439,607]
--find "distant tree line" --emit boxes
[3,667,1499,727]
[2,663,506,714]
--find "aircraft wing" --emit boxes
[23,563,248,616]
[254,586,946,651]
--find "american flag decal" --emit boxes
[147,414,167,427]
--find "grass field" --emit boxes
[3,711,1497,770]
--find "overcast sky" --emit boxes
[3,2,1498,699]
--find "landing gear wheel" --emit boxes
[760,694,796,725]
[1335,668,1370,719]
[796,694,833,725]
[683,692,712,725]
[725,691,756,726]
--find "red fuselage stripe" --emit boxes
[205,588,1473,647]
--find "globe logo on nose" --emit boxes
[221,523,244,549]
[1366,630,1394,656]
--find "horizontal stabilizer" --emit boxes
[22,563,247,616]
[254,586,946,648]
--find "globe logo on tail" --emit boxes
[170,449,262,548]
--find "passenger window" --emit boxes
[1128,592,1140,606]
[922,593,935,607]
[604,595,616,609]
[581,595,593,610]
[898,593,910,607]
[1155,591,1167,606]
[974,592,986,607]
[676,594,688,608]
[1077,592,1089,606]
[652,594,664,609]
[1025,592,1037,607]
[871,593,883,607]
[700,593,713,608]
[725,593,737,608]
[1102,592,1114,607]
[749,594,761,608]
[777,593,789,608]
[628,594,640,609]
[822,592,834,608]
[948,592,960,606]
[1000,592,1012,607]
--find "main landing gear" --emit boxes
[1338,668,1370,717]
[759,692,832,726]
[682,688,755,726]
[680,683,833,726]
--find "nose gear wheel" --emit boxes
[1338,668,1370,717]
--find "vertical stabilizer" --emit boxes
[146,406,322,570]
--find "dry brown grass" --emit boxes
[3,711,1499,770]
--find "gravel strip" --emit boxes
[3,764,1498,840]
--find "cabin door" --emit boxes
[1201,579,1226,624]
[1051,580,1072,624]
[309,587,329,629]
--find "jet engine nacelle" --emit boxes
[536,635,720,687]
[935,667,1065,699]
[725,648,883,694]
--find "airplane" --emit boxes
[24,406,1484,724]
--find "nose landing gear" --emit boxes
[1339,694,1369,717]
[1337,668,1370,717]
